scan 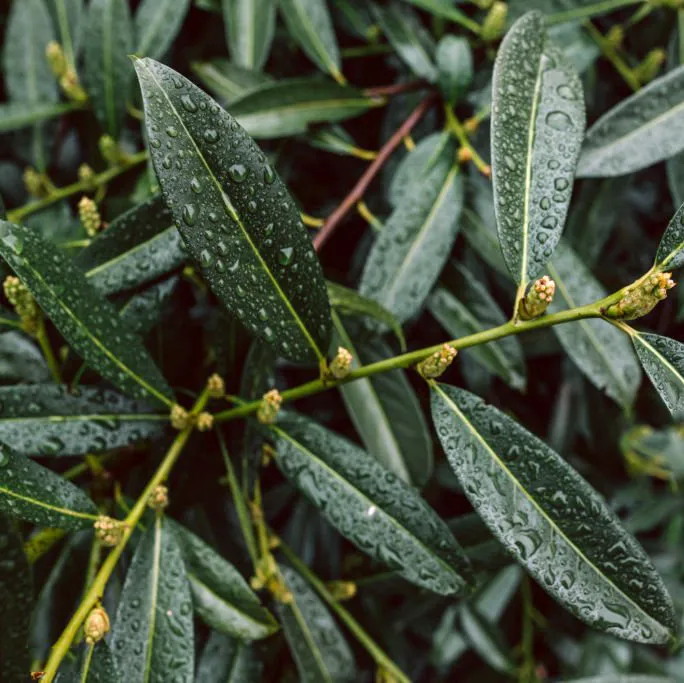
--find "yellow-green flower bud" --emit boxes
[23,167,45,198]
[257,389,282,425]
[84,607,110,645]
[196,412,214,432]
[78,196,101,237]
[206,373,225,398]
[170,404,192,430]
[605,25,624,50]
[94,516,124,547]
[148,484,169,511]
[327,580,357,601]
[604,271,676,321]
[45,41,66,78]
[99,134,121,165]
[329,347,353,380]
[78,164,96,190]
[634,48,666,85]
[4,275,39,335]
[519,275,556,320]
[59,69,87,104]
[481,2,508,42]
[416,344,457,379]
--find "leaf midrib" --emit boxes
[0,413,166,426]
[143,516,163,683]
[0,484,97,521]
[235,96,374,120]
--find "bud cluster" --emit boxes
[169,404,214,431]
[328,346,353,380]
[46,41,87,103]
[148,484,169,511]
[257,389,282,425]
[604,271,676,321]
[94,516,124,547]
[3,276,40,335]
[84,607,110,645]
[519,275,556,320]
[416,344,457,379]
[78,196,102,237]
[23,167,46,198]
[207,372,226,398]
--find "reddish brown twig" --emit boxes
[313,92,437,252]
[362,80,429,98]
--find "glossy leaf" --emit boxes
[196,631,261,683]
[279,0,342,81]
[118,275,179,335]
[632,331,684,421]
[134,58,332,363]
[276,565,355,683]
[460,604,516,675]
[223,0,276,71]
[0,331,50,383]
[229,79,382,139]
[655,200,684,270]
[360,138,463,323]
[135,0,191,61]
[84,0,133,137]
[436,36,472,107]
[270,412,472,595]
[431,383,677,644]
[111,515,194,683]
[48,0,85,68]
[170,519,279,640]
[191,59,273,105]
[57,642,119,683]
[491,11,586,287]
[0,385,166,456]
[548,242,641,409]
[0,445,98,529]
[0,102,79,134]
[0,221,174,407]
[578,65,684,178]
[76,196,185,297]
[667,151,684,208]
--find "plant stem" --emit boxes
[444,105,491,176]
[40,388,209,683]
[584,21,640,92]
[36,317,63,384]
[363,80,428,98]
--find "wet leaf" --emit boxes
[135,0,191,61]
[436,35,472,107]
[655,200,684,271]
[191,59,273,105]
[491,11,585,288]
[0,332,50,383]
[57,642,119,683]
[196,631,262,683]
[118,275,179,335]
[223,0,276,71]
[134,58,332,363]
[431,382,677,644]
[270,412,472,595]
[0,220,174,407]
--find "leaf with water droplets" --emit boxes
[118,275,179,336]
[0,444,98,529]
[191,59,274,105]
[491,11,585,290]
[169,519,279,640]
[270,412,472,595]
[134,58,332,363]
[56,642,119,683]
[275,565,355,683]
[0,331,50,383]
[222,0,276,71]
[229,78,383,139]
[632,331,684,421]
[655,200,684,271]
[436,35,472,107]
[578,65,684,178]
[0,385,166,457]
[431,382,678,644]
[197,632,261,682]
[111,515,194,683]
[83,0,133,138]
[134,0,191,61]
[360,138,463,324]
[548,241,641,410]
[0,220,174,407]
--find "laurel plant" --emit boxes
[1,1,684,682]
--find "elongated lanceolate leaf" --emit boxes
[431,383,677,644]
[0,102,78,134]
[548,242,641,409]
[578,65,684,178]
[0,385,166,457]
[84,0,133,137]
[111,516,194,683]
[192,59,273,105]
[49,0,85,69]
[360,139,463,323]
[223,0,276,71]
[460,605,516,675]
[436,36,472,107]
[0,445,97,529]
[56,642,119,683]
[276,565,355,683]
[632,332,684,420]
[197,632,261,683]
[270,412,472,595]
[118,275,179,335]
[0,221,174,407]
[135,0,191,61]
[491,11,585,287]
[400,0,477,29]
[134,58,332,363]
[509,0,642,24]
[655,201,684,270]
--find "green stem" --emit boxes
[584,21,640,92]
[36,317,63,384]
[444,105,490,176]
[518,576,538,683]
[0,316,22,329]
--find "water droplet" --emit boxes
[200,250,213,267]
[263,326,274,342]
[228,164,247,183]
[182,204,197,226]
[203,129,219,143]
[181,95,197,112]
[166,126,179,137]
[190,177,202,194]
[504,155,517,171]
[278,247,294,266]
[546,111,573,132]
[263,165,276,185]
[258,308,268,321]
[556,84,577,100]
[554,177,569,191]
[150,138,161,149]
[540,197,551,210]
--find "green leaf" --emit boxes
[222,0,276,71]
[631,331,684,421]
[135,0,191,61]
[76,196,185,297]
[655,201,684,271]
[229,78,382,139]
[548,242,641,409]
[400,0,478,29]
[0,220,174,407]
[48,0,85,69]
[460,604,516,676]
[578,65,684,178]
[0,445,98,529]
[326,281,406,350]
[332,0,375,40]
[57,642,119,683]
[84,0,133,137]
[372,2,437,82]
[276,565,355,683]
[279,0,343,81]
[0,513,32,682]
[118,275,179,336]
[0,331,50,383]
[491,11,586,288]
[460,208,509,277]
[197,632,261,682]
[134,58,333,363]
[509,0,644,24]
[430,382,678,644]
[270,412,472,595]
[169,519,279,640]
[360,139,463,323]
[191,59,273,105]
[111,515,194,682]
[436,36,472,107]
[667,151,684,208]
[0,101,79,134]
[0,384,166,456]
[563,678,677,683]
[334,315,433,486]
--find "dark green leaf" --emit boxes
[578,65,684,178]
[0,385,166,456]
[0,102,80,134]
[222,0,276,71]
[332,0,374,40]
[118,275,179,335]
[135,0,191,61]
[563,678,677,683]
[276,565,355,683]
[48,0,85,69]
[111,516,194,682]
[305,124,365,157]
[491,11,585,287]
[270,412,472,595]
[436,36,472,107]
[0,332,50,383]
[84,0,133,137]
[667,151,684,208]
[134,58,332,363]
[191,59,273,105]
[655,201,684,270]
[509,0,647,24]
[400,0,477,28]
[460,604,516,675]
[431,383,677,644]
[0,221,174,407]
[58,642,119,683]
[196,631,261,683]
[0,445,98,529]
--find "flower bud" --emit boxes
[206,373,225,398]
[327,580,357,601]
[604,271,676,320]
[45,41,66,78]
[84,607,110,645]
[481,2,508,42]
[94,516,124,547]
[634,48,666,84]
[78,196,102,237]
[78,164,96,190]
[99,134,121,165]
[148,484,169,511]
[59,69,87,104]
[257,389,282,425]
[196,412,214,432]
[519,275,556,320]
[4,275,39,335]
[329,347,353,379]
[416,344,457,379]
[23,167,45,198]
[170,404,192,430]
[605,25,624,50]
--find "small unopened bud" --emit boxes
[148,484,169,511]
[463,117,479,135]
[261,443,276,467]
[416,344,457,379]
[78,164,96,189]
[4,275,39,335]
[605,25,624,50]
[170,404,192,430]
[376,666,400,683]
[23,167,45,198]
[481,1,508,42]
[196,412,214,432]
[519,275,556,320]
[257,389,282,425]
[206,373,225,398]
[329,347,353,379]
[59,69,87,104]
[457,147,473,164]
[46,41,66,78]
[84,607,110,645]
[634,48,666,84]
[267,574,294,604]
[94,516,124,547]
[327,580,357,601]
[78,196,102,237]
[605,271,676,320]
[99,135,121,165]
